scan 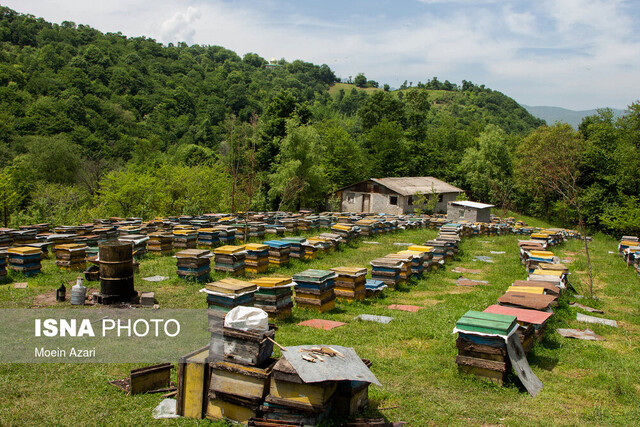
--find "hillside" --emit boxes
[1,6,638,237]
[523,105,627,129]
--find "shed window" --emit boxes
[459,209,465,218]
[347,192,355,203]
[408,196,413,206]
[390,196,398,205]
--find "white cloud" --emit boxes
[504,10,536,35]
[159,6,201,44]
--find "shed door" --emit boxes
[362,194,371,213]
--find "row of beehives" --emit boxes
[618,236,640,278]
[454,228,577,389]
[182,220,535,424]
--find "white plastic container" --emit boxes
[70,277,86,305]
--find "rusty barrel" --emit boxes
[99,240,135,302]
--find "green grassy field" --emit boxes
[1,220,639,426]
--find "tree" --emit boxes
[357,91,405,131]
[317,120,368,189]
[362,119,408,178]
[515,124,594,296]
[268,122,327,211]
[459,124,513,208]
[354,73,367,88]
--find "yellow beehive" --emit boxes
[506,286,545,295]
[532,269,564,277]
[214,245,245,255]
[7,246,41,256]
[408,245,433,253]
[250,277,292,288]
[243,243,269,252]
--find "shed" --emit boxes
[447,201,494,223]
[328,177,464,215]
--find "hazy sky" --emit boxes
[5,0,639,110]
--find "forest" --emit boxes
[0,7,638,235]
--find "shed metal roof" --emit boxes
[370,177,463,196]
[449,200,494,209]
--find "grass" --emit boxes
[1,222,639,425]
[328,83,383,97]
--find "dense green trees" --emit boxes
[0,7,638,236]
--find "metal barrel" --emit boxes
[99,240,135,302]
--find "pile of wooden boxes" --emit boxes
[201,305,277,423]
[176,249,211,281]
[281,237,305,259]
[293,269,337,313]
[423,240,446,269]
[369,258,403,289]
[454,310,518,385]
[213,245,246,276]
[244,244,270,274]
[214,226,236,245]
[148,232,173,255]
[331,267,366,301]
[354,219,379,236]
[197,228,220,249]
[619,236,640,278]
[383,253,413,283]
[54,243,87,271]
[7,246,42,276]
[251,277,294,320]
[263,240,291,267]
[173,228,198,249]
[204,278,257,311]
[248,222,266,240]
[331,223,357,243]
[365,279,386,298]
[408,244,434,273]
[301,241,318,260]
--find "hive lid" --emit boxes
[292,269,335,283]
[213,245,245,255]
[243,243,269,252]
[250,277,293,287]
[175,249,210,259]
[7,246,41,256]
[206,278,256,294]
[408,245,433,253]
[330,266,367,277]
[456,310,518,335]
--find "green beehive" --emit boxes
[456,310,517,335]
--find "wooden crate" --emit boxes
[176,346,211,419]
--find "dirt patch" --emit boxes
[32,288,98,308]
[442,287,474,294]
[404,338,431,351]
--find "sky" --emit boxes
[4,0,640,110]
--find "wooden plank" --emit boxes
[483,304,553,326]
[455,355,507,372]
[506,333,543,396]
[129,363,172,395]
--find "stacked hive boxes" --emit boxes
[262,358,336,424]
[148,232,173,255]
[423,240,446,269]
[213,246,246,276]
[204,278,257,311]
[197,228,220,249]
[176,249,211,281]
[454,310,518,385]
[365,279,387,298]
[355,219,378,236]
[281,237,305,259]
[244,244,270,274]
[251,277,294,320]
[397,249,425,278]
[384,253,413,283]
[248,222,266,240]
[307,237,331,254]
[293,269,336,313]
[279,218,298,234]
[369,258,403,289]
[54,243,87,271]
[0,249,7,281]
[265,225,285,236]
[301,241,318,260]
[214,226,236,245]
[263,240,291,267]
[206,313,277,424]
[330,267,366,301]
[173,228,198,249]
[8,246,42,276]
[331,223,357,242]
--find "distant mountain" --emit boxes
[522,105,627,129]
